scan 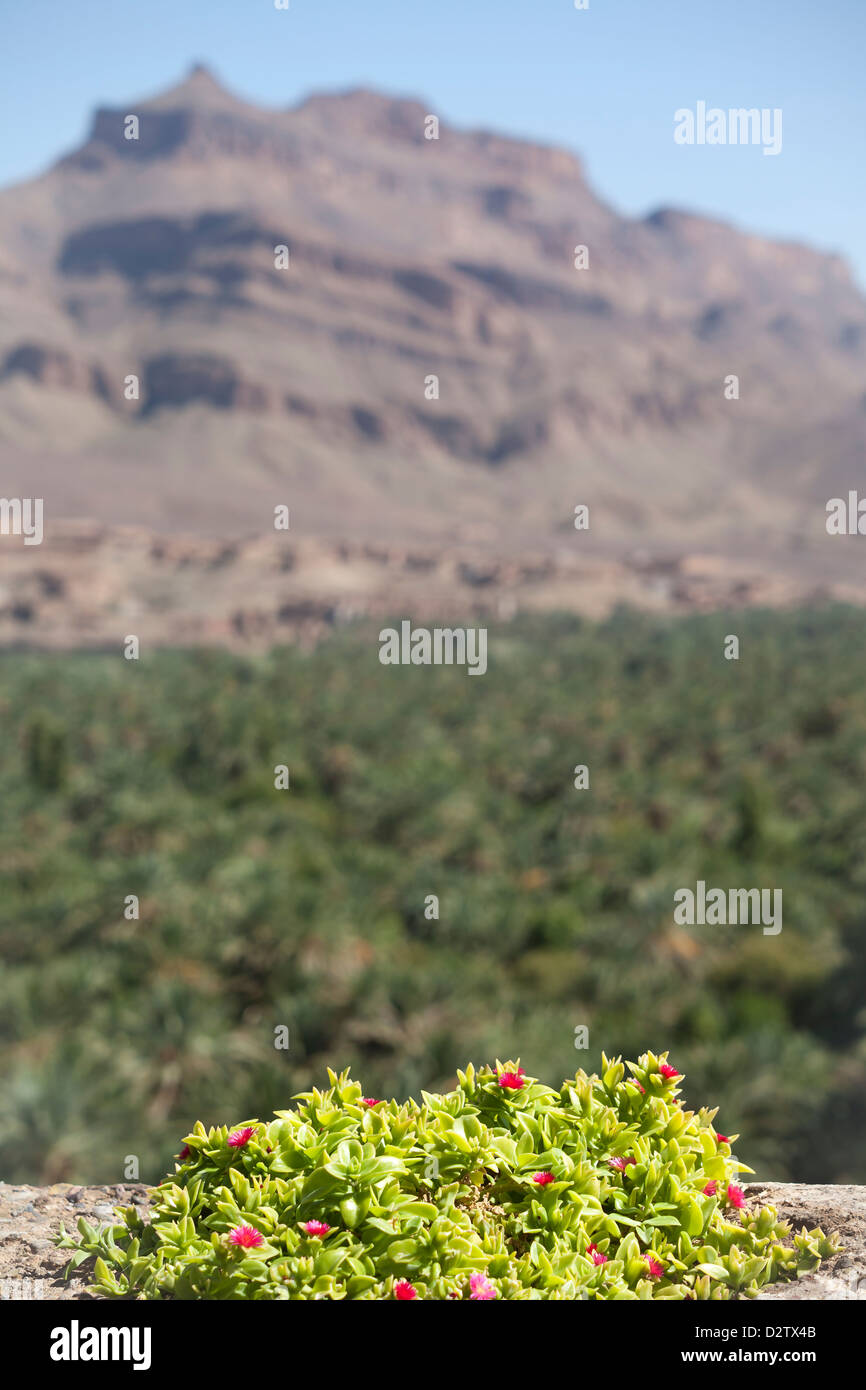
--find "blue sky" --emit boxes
[2,0,864,284]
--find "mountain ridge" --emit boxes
[0,66,864,644]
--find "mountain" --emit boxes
[1,65,865,646]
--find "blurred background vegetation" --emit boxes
[1,606,864,1185]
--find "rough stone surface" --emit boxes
[0,1183,151,1301]
[748,1183,866,1300]
[0,1180,862,1299]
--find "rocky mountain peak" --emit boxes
[1,67,865,640]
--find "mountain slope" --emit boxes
[0,66,864,642]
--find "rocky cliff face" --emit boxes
[1,65,865,641]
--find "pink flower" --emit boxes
[227,1126,257,1149]
[645,1256,665,1280]
[607,1155,636,1171]
[303,1220,331,1237]
[178,1144,190,1161]
[703,1181,718,1196]
[532,1171,555,1186]
[361,1097,381,1108]
[498,1072,525,1091]
[716,1133,729,1145]
[228,1224,263,1249]
[586,1243,608,1266]
[726,1183,745,1210]
[635,1082,646,1094]
[659,1063,679,1079]
[469,1272,497,1300]
[394,1280,418,1300]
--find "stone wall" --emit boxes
[1,1180,862,1300]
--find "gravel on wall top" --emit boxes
[0,1180,863,1301]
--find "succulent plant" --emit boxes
[55,1053,839,1299]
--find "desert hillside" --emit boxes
[1,66,865,644]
